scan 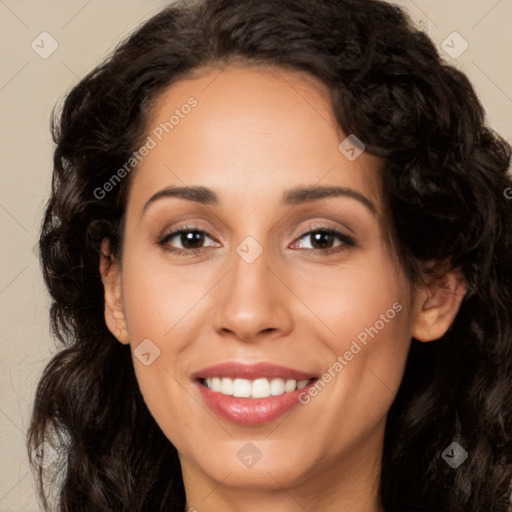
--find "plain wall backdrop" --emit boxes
[1,1,511,510]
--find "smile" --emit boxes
[193,362,319,425]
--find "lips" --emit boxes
[192,362,318,425]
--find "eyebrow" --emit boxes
[142,185,377,216]
[283,185,377,215]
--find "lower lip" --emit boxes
[196,380,315,426]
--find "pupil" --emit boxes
[182,231,204,248]
[312,232,333,249]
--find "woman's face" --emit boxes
[105,65,420,504]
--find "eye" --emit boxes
[156,225,220,256]
[291,227,355,254]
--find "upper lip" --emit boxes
[192,362,317,381]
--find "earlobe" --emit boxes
[99,238,130,345]
[412,270,467,343]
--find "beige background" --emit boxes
[1,1,511,510]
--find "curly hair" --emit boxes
[27,0,512,510]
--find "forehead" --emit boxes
[128,64,384,213]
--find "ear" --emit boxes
[99,238,129,345]
[412,268,467,342]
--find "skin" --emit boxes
[100,64,466,512]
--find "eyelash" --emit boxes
[156,224,356,257]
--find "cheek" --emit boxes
[120,245,210,346]
[296,245,412,423]
[116,247,201,414]
[293,242,409,353]
[119,263,198,444]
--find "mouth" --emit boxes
[192,362,319,425]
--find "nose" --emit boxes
[212,242,294,343]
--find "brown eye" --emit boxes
[157,227,219,255]
[292,228,355,253]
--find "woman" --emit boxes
[27,0,512,510]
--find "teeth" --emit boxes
[284,379,297,392]
[211,377,221,392]
[203,377,312,398]
[221,377,233,395]
[297,379,309,390]
[270,378,285,395]
[232,378,251,397]
[252,378,270,398]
